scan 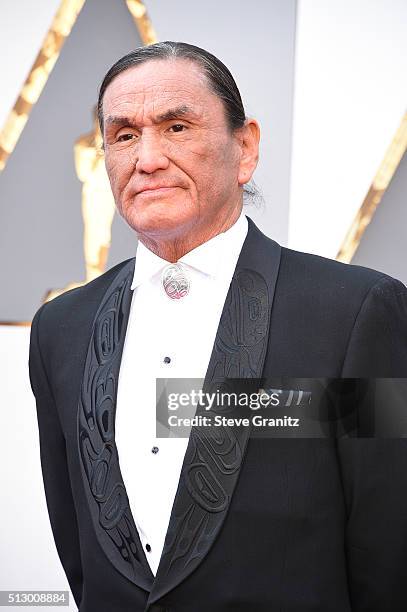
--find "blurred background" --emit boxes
[0,1,405,608]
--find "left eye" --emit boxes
[169,124,186,133]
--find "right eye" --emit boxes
[117,133,136,142]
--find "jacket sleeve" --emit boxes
[29,303,83,609]
[337,275,407,611]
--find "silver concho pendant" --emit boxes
[162,263,190,299]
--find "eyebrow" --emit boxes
[105,105,198,129]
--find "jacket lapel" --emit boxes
[77,258,155,592]
[147,217,282,605]
[77,216,282,599]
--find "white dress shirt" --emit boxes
[115,211,248,575]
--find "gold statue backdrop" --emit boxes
[44,109,116,302]
[74,110,116,282]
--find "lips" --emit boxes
[137,186,177,195]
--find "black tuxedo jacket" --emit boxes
[29,217,407,612]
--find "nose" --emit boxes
[134,132,169,174]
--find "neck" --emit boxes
[137,205,243,262]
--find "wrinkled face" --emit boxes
[102,58,246,240]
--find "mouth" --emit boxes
[136,186,179,196]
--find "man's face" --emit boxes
[102,58,248,241]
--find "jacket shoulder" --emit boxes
[264,244,407,377]
[248,216,404,295]
[278,245,405,298]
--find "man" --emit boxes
[29,42,407,612]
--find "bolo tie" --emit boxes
[161,263,190,300]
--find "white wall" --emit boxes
[0,327,76,610]
[289,0,407,258]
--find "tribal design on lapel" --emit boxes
[148,267,273,604]
[77,260,154,591]
[205,269,270,382]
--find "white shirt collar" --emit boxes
[131,210,248,290]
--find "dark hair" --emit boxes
[97,41,246,134]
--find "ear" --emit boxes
[237,118,260,185]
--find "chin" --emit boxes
[121,201,193,238]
